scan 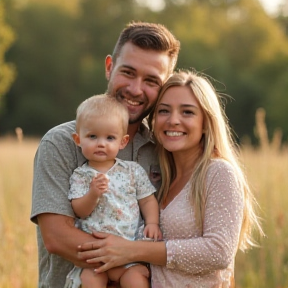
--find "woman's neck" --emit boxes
[173,148,201,179]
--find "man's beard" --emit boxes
[128,105,154,124]
[109,86,154,124]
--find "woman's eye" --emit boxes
[158,109,169,114]
[183,110,194,115]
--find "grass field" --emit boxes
[0,130,287,287]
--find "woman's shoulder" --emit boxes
[207,158,236,179]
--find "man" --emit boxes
[31,21,180,288]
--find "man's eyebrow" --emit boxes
[121,64,135,71]
[121,64,162,83]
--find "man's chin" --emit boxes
[128,117,142,125]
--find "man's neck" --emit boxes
[127,122,141,140]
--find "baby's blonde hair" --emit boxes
[75,94,129,135]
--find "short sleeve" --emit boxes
[68,167,94,200]
[30,121,86,223]
[132,162,156,200]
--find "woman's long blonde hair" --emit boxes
[150,69,263,251]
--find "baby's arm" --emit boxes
[138,194,163,241]
[72,174,109,218]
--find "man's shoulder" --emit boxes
[42,120,76,144]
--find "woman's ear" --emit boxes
[72,133,81,147]
[120,135,130,150]
[105,55,113,80]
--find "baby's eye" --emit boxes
[107,136,116,141]
[89,135,97,139]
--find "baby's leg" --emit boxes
[120,265,150,288]
[81,268,108,288]
[107,266,127,282]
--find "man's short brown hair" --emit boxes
[112,21,180,74]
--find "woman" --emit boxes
[78,70,263,287]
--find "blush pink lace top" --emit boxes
[151,159,244,288]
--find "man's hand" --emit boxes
[38,213,100,268]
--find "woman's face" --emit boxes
[154,85,204,154]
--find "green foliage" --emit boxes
[0,1,16,101]
[1,2,85,134]
[1,0,288,145]
[157,0,288,143]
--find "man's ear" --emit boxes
[105,55,113,80]
[120,135,129,150]
[72,133,81,147]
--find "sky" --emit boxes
[137,0,287,15]
[259,0,285,15]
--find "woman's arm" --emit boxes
[163,160,244,274]
[77,231,167,273]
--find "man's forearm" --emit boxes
[38,213,97,268]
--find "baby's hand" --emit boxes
[143,223,163,241]
[90,173,109,197]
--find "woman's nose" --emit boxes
[168,111,180,125]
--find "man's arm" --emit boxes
[38,213,99,268]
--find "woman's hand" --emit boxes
[77,231,133,273]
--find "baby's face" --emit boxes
[76,115,128,164]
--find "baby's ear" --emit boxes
[120,134,129,150]
[72,133,81,147]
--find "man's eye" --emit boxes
[122,70,133,76]
[146,79,160,87]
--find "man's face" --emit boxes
[106,42,171,124]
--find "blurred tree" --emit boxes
[1,0,288,143]
[0,2,83,135]
[0,1,16,104]
[75,0,151,97]
[155,0,288,142]
[221,0,288,142]
[260,54,288,142]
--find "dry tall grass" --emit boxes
[0,113,287,287]
[0,136,39,288]
[235,108,288,287]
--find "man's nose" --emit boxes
[126,77,143,96]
